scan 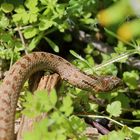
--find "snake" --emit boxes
[0,52,122,140]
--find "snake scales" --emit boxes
[0,52,122,140]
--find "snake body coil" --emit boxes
[0,52,121,140]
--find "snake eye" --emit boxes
[100,76,123,92]
[109,76,123,90]
[112,76,123,86]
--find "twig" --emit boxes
[94,50,136,70]
[16,25,28,54]
[84,117,110,134]
[14,25,32,31]
[79,115,140,135]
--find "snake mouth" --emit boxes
[112,77,124,88]
[98,76,123,92]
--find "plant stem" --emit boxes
[94,50,136,70]
[78,114,140,135]
[17,25,28,54]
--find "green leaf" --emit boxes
[13,6,29,24]
[130,127,140,140]
[115,41,127,54]
[132,110,140,119]
[99,130,125,140]
[39,18,54,31]
[97,92,117,102]
[114,93,130,108]
[25,0,38,9]
[28,33,44,51]
[134,127,140,133]
[0,33,12,43]
[22,90,57,117]
[106,101,122,117]
[49,89,57,107]
[40,0,48,5]
[34,89,57,113]
[1,3,14,13]
[60,95,73,116]
[28,12,38,23]
[0,13,9,28]
[23,118,49,140]
[70,50,93,69]
[24,28,39,39]
[27,7,39,23]
[69,115,86,133]
[44,37,59,52]
[123,70,139,89]
[80,17,97,25]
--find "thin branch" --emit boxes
[14,25,32,31]
[84,117,110,134]
[79,115,140,135]
[94,50,136,70]
[16,25,28,54]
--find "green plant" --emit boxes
[0,0,140,140]
[23,90,88,140]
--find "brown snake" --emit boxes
[0,52,122,140]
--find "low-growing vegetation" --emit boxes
[0,0,140,139]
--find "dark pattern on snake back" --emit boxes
[0,52,122,140]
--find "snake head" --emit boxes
[96,76,123,92]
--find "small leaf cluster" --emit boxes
[23,89,88,140]
[0,0,140,140]
[0,0,99,60]
[68,41,140,139]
